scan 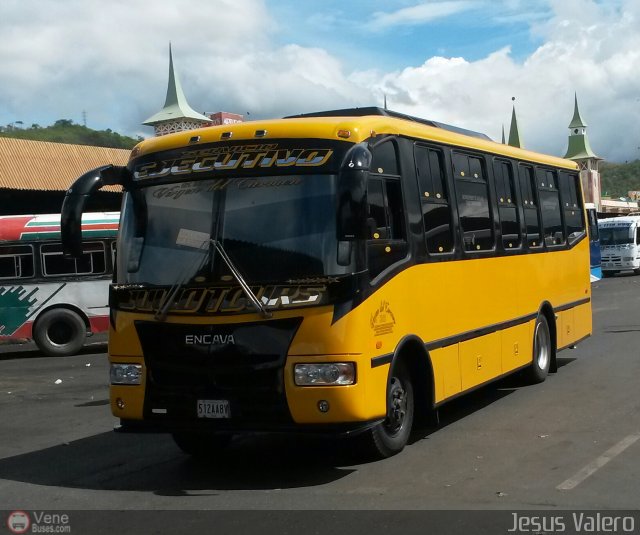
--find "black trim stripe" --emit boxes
[371,353,393,368]
[423,312,538,352]
[554,297,590,313]
[370,297,591,368]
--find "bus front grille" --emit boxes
[134,318,302,425]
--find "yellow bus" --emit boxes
[61,107,592,458]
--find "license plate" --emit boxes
[197,399,231,419]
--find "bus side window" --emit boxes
[0,245,35,279]
[559,171,585,244]
[414,145,454,254]
[518,165,542,249]
[493,159,521,250]
[368,178,388,239]
[453,152,494,252]
[537,168,565,246]
[42,242,107,276]
[367,140,408,279]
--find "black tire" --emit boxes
[602,271,615,278]
[524,314,552,384]
[363,360,414,459]
[172,432,232,457]
[33,308,87,357]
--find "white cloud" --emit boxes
[0,0,638,162]
[366,0,640,162]
[367,1,477,31]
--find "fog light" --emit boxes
[294,363,355,386]
[318,400,330,412]
[116,397,125,409]
[110,363,142,385]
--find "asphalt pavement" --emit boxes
[1,276,639,533]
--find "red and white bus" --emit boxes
[0,212,119,356]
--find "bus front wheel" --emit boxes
[525,314,552,384]
[363,360,415,459]
[33,308,87,357]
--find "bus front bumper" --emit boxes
[114,417,383,437]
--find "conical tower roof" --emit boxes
[507,105,523,148]
[568,92,587,129]
[564,93,601,160]
[142,44,210,126]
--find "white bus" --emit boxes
[0,212,119,356]
[598,215,640,277]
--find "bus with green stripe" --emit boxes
[0,212,119,356]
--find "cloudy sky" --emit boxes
[1,0,638,162]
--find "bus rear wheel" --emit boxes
[363,360,414,459]
[525,314,552,384]
[33,308,87,357]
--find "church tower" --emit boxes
[564,93,602,208]
[142,45,211,136]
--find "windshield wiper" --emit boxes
[154,239,211,321]
[211,239,272,319]
[153,239,272,321]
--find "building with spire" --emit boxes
[507,104,523,149]
[564,93,603,209]
[142,45,211,136]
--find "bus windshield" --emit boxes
[599,227,633,246]
[117,175,353,285]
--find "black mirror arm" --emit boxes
[61,165,128,258]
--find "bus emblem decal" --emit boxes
[370,301,396,336]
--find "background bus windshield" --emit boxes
[116,175,350,285]
[600,227,633,245]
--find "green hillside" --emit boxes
[0,119,142,149]
[600,160,640,198]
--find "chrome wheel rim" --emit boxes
[384,376,407,435]
[534,320,550,371]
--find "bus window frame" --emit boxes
[558,170,586,245]
[517,163,544,251]
[366,137,411,283]
[41,241,108,278]
[413,142,457,259]
[451,149,497,256]
[536,166,567,249]
[0,243,36,280]
[491,157,523,253]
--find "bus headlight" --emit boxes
[294,363,355,386]
[110,364,142,385]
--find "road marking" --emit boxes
[557,432,640,490]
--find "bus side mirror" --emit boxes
[336,145,370,242]
[61,165,128,257]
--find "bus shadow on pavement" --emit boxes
[0,342,108,360]
[0,430,356,493]
[409,360,577,444]
[410,380,516,445]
